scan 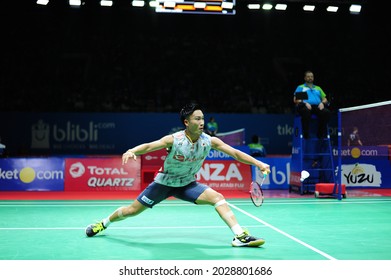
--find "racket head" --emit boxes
[250,181,264,207]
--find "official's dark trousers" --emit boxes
[296,104,331,139]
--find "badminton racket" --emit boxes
[250,172,267,207]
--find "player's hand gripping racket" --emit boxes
[250,172,267,207]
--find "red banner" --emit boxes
[64,157,141,191]
[141,149,167,167]
[197,160,252,190]
[140,158,252,191]
[289,171,301,187]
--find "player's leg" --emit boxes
[195,188,238,227]
[194,186,265,247]
[85,182,171,237]
[105,200,148,225]
[85,200,147,237]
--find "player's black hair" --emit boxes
[180,103,202,125]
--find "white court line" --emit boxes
[0,225,265,231]
[228,202,338,260]
[1,198,390,207]
[234,199,391,206]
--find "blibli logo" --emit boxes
[208,150,231,159]
[31,120,50,149]
[53,121,98,142]
[31,120,100,149]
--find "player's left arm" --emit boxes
[211,137,270,174]
[122,135,173,164]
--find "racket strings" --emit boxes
[250,182,264,207]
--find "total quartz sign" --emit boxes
[65,157,141,191]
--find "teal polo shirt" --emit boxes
[294,83,326,105]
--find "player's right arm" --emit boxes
[122,135,173,164]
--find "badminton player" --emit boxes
[85,103,271,247]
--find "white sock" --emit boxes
[102,218,111,228]
[231,224,244,236]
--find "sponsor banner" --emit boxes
[206,146,250,160]
[252,157,292,190]
[333,146,390,159]
[288,171,301,187]
[65,157,141,191]
[0,158,64,191]
[196,160,252,190]
[141,156,293,190]
[341,162,382,187]
[339,159,391,188]
[333,146,391,188]
[5,155,388,192]
[30,118,118,154]
[0,112,298,157]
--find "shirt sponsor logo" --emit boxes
[173,154,185,162]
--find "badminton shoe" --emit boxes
[85,221,106,237]
[231,230,265,247]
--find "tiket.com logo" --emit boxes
[19,167,36,183]
[0,166,64,183]
[69,162,86,178]
[350,147,361,159]
[333,147,380,159]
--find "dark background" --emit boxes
[1,1,389,114]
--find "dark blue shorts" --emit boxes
[137,181,209,208]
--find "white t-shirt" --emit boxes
[154,130,212,187]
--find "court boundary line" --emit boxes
[0,225,265,231]
[228,202,337,260]
[1,197,390,207]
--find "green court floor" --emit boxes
[1,197,391,260]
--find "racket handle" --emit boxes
[257,167,268,177]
